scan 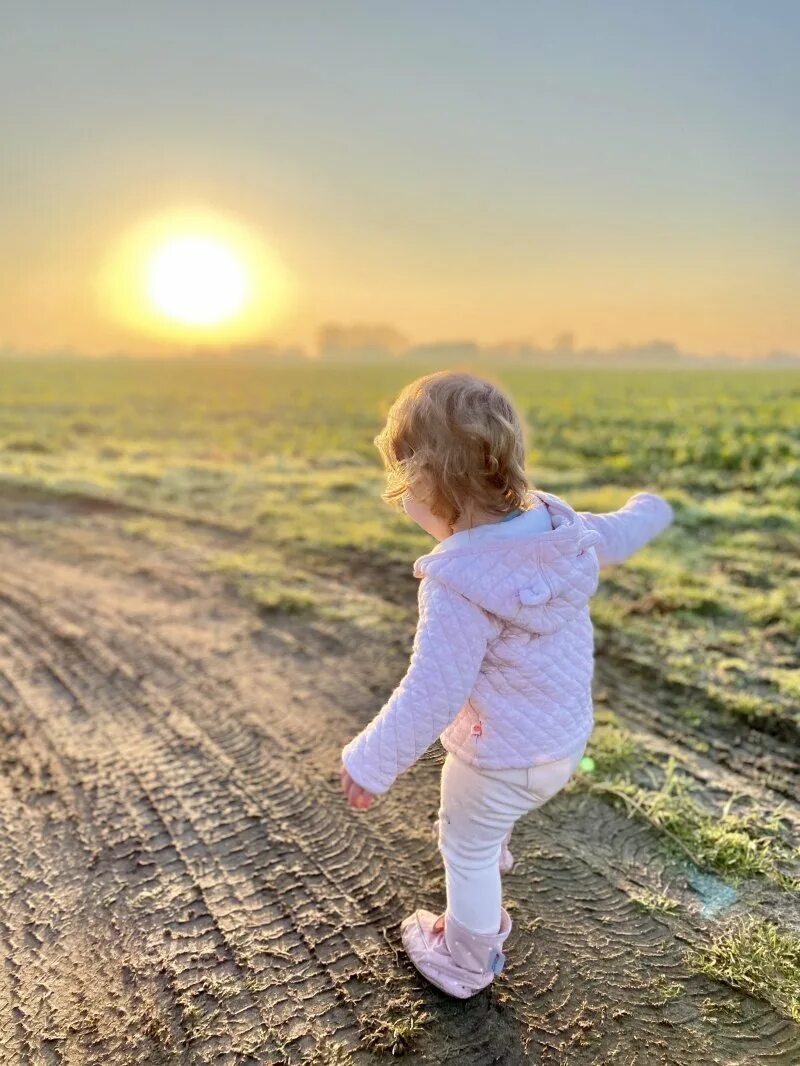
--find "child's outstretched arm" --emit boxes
[577,490,674,569]
[341,576,495,800]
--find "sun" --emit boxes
[147,235,250,327]
[99,208,296,348]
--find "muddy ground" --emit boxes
[0,487,798,1065]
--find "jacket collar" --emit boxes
[414,489,581,571]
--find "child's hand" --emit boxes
[340,765,376,811]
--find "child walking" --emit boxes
[340,370,674,998]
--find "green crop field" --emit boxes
[0,356,798,1063]
[3,358,798,729]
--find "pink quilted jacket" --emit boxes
[342,488,674,795]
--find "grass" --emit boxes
[629,889,680,914]
[687,917,800,1023]
[301,1044,355,1065]
[202,546,408,632]
[622,762,792,884]
[360,1003,430,1057]
[645,977,685,1005]
[580,712,643,777]
[595,762,794,887]
[577,720,796,888]
[206,550,319,615]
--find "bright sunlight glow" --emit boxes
[99,208,296,350]
[147,235,250,326]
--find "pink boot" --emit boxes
[400,907,512,999]
[432,819,514,874]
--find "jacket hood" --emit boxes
[412,489,602,635]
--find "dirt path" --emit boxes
[0,493,798,1065]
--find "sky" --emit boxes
[1,1,799,357]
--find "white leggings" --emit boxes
[437,745,586,934]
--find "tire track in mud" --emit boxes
[0,583,399,1063]
[0,646,186,1063]
[0,511,798,1064]
[0,557,447,1063]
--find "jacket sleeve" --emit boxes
[576,491,674,569]
[341,576,495,795]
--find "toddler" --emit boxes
[340,370,674,998]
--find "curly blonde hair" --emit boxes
[373,370,532,532]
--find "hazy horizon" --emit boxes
[3,330,798,365]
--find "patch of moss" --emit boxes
[687,917,800,1023]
